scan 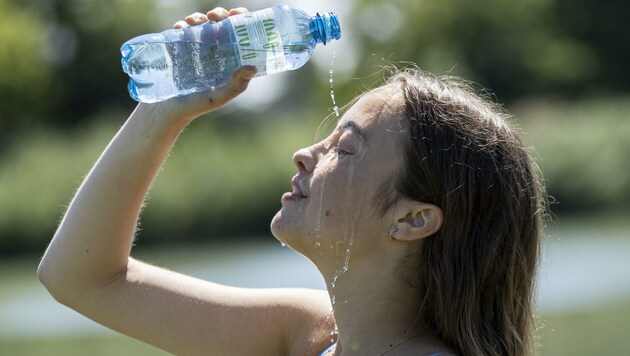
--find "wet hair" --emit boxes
[375,68,546,356]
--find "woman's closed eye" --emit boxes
[333,146,353,157]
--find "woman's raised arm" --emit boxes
[37,60,255,299]
[37,8,333,355]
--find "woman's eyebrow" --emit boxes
[341,120,368,143]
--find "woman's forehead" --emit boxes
[342,86,403,128]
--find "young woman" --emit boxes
[38,7,546,356]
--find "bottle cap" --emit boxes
[312,12,341,45]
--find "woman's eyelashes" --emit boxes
[333,146,353,157]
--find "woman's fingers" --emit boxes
[207,7,248,20]
[173,12,209,29]
[228,7,249,16]
[173,20,188,29]
[184,12,209,26]
[207,7,229,21]
[165,7,255,117]
[175,7,248,28]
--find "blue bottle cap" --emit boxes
[312,12,341,45]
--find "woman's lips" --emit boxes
[282,178,308,201]
[281,192,306,201]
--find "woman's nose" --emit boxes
[292,146,316,173]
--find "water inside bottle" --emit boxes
[122,41,238,102]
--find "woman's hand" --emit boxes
[150,7,256,123]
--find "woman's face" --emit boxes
[271,85,406,264]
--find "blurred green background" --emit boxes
[1,0,629,354]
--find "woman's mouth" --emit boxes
[281,178,308,201]
[281,192,307,201]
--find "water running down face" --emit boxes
[270,85,409,269]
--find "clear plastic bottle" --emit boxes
[120,4,341,103]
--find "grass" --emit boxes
[539,298,630,355]
[0,334,167,356]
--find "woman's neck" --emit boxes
[321,256,427,355]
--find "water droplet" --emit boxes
[315,241,321,248]
[280,242,286,247]
[329,69,334,74]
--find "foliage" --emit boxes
[352,0,626,102]
[0,0,157,135]
[0,0,628,253]
[516,96,630,213]
[0,0,52,135]
[0,0,628,133]
[0,110,322,254]
[139,114,321,242]
[0,97,627,254]
[0,116,117,253]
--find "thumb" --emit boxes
[157,66,257,122]
[207,66,257,108]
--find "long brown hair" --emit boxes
[377,68,546,355]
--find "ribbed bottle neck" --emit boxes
[310,12,341,45]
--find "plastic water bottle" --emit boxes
[120,4,341,103]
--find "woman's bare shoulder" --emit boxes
[268,288,335,356]
[211,286,334,354]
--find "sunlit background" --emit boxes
[1,0,629,354]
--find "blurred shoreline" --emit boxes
[1,217,629,340]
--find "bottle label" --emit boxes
[228,9,286,75]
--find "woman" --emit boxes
[38,7,546,356]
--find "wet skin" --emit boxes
[271,85,407,274]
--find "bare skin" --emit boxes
[38,7,455,356]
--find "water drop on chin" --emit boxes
[280,242,286,247]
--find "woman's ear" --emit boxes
[389,200,443,242]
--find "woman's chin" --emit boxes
[270,217,317,258]
[270,211,286,240]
